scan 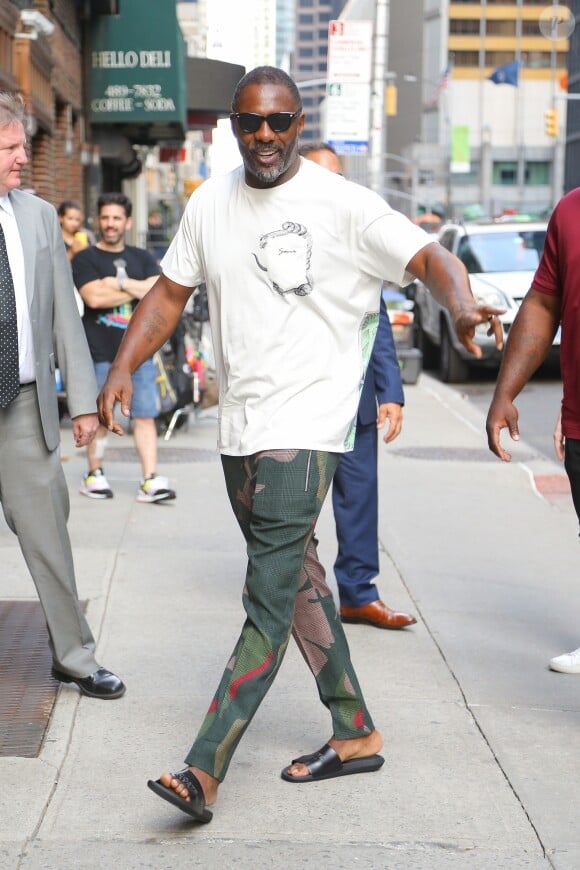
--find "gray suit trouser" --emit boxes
[0,384,98,677]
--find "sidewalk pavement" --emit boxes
[1,374,580,869]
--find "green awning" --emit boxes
[88,0,186,143]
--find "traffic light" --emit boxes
[545,107,558,137]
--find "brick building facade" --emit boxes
[0,1,244,231]
[0,0,93,208]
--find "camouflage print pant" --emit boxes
[185,448,375,781]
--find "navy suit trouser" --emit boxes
[332,420,380,608]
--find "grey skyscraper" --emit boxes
[276,0,295,69]
[291,0,346,141]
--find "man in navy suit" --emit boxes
[334,296,416,628]
[300,143,416,629]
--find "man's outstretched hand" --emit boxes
[452,304,505,358]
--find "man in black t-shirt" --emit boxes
[72,193,176,503]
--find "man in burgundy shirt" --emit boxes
[486,188,580,673]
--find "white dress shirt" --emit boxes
[0,194,36,383]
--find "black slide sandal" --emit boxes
[281,743,385,783]
[147,768,213,822]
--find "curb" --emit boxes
[417,373,570,510]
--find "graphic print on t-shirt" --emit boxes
[97,302,132,330]
[252,221,313,296]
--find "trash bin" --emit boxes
[382,285,423,385]
[397,347,423,384]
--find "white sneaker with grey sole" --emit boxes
[80,467,113,499]
[549,646,580,674]
[137,474,176,504]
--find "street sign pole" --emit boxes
[369,0,390,194]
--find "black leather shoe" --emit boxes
[51,666,126,699]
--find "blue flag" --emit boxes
[489,60,520,86]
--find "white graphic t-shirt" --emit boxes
[161,158,432,456]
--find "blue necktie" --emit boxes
[0,222,20,408]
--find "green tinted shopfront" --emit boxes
[88,0,186,142]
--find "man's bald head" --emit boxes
[299,142,343,175]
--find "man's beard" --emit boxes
[241,142,296,185]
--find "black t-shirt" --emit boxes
[72,244,159,362]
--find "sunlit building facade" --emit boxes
[416,0,570,217]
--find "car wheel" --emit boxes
[413,307,438,370]
[440,319,469,383]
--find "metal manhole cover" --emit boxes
[104,447,218,463]
[0,601,58,757]
[391,446,538,462]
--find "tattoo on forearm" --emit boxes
[142,308,167,344]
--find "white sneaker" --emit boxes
[136,474,176,504]
[549,646,580,674]
[80,468,113,499]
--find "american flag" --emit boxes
[425,63,451,109]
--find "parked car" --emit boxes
[410,220,555,382]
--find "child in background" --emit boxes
[57,200,93,261]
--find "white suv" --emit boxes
[411,220,555,382]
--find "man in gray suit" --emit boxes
[0,92,124,699]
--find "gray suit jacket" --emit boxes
[10,190,97,452]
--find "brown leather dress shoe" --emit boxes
[340,599,417,630]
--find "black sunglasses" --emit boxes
[231,111,300,134]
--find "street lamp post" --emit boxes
[480,124,492,216]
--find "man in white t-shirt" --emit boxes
[97,66,505,823]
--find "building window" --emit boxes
[451,163,479,185]
[299,47,314,57]
[485,52,517,68]
[453,51,480,67]
[487,20,516,36]
[450,20,480,34]
[525,162,550,185]
[299,30,314,41]
[493,162,517,185]
[299,13,314,23]
[526,51,567,69]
